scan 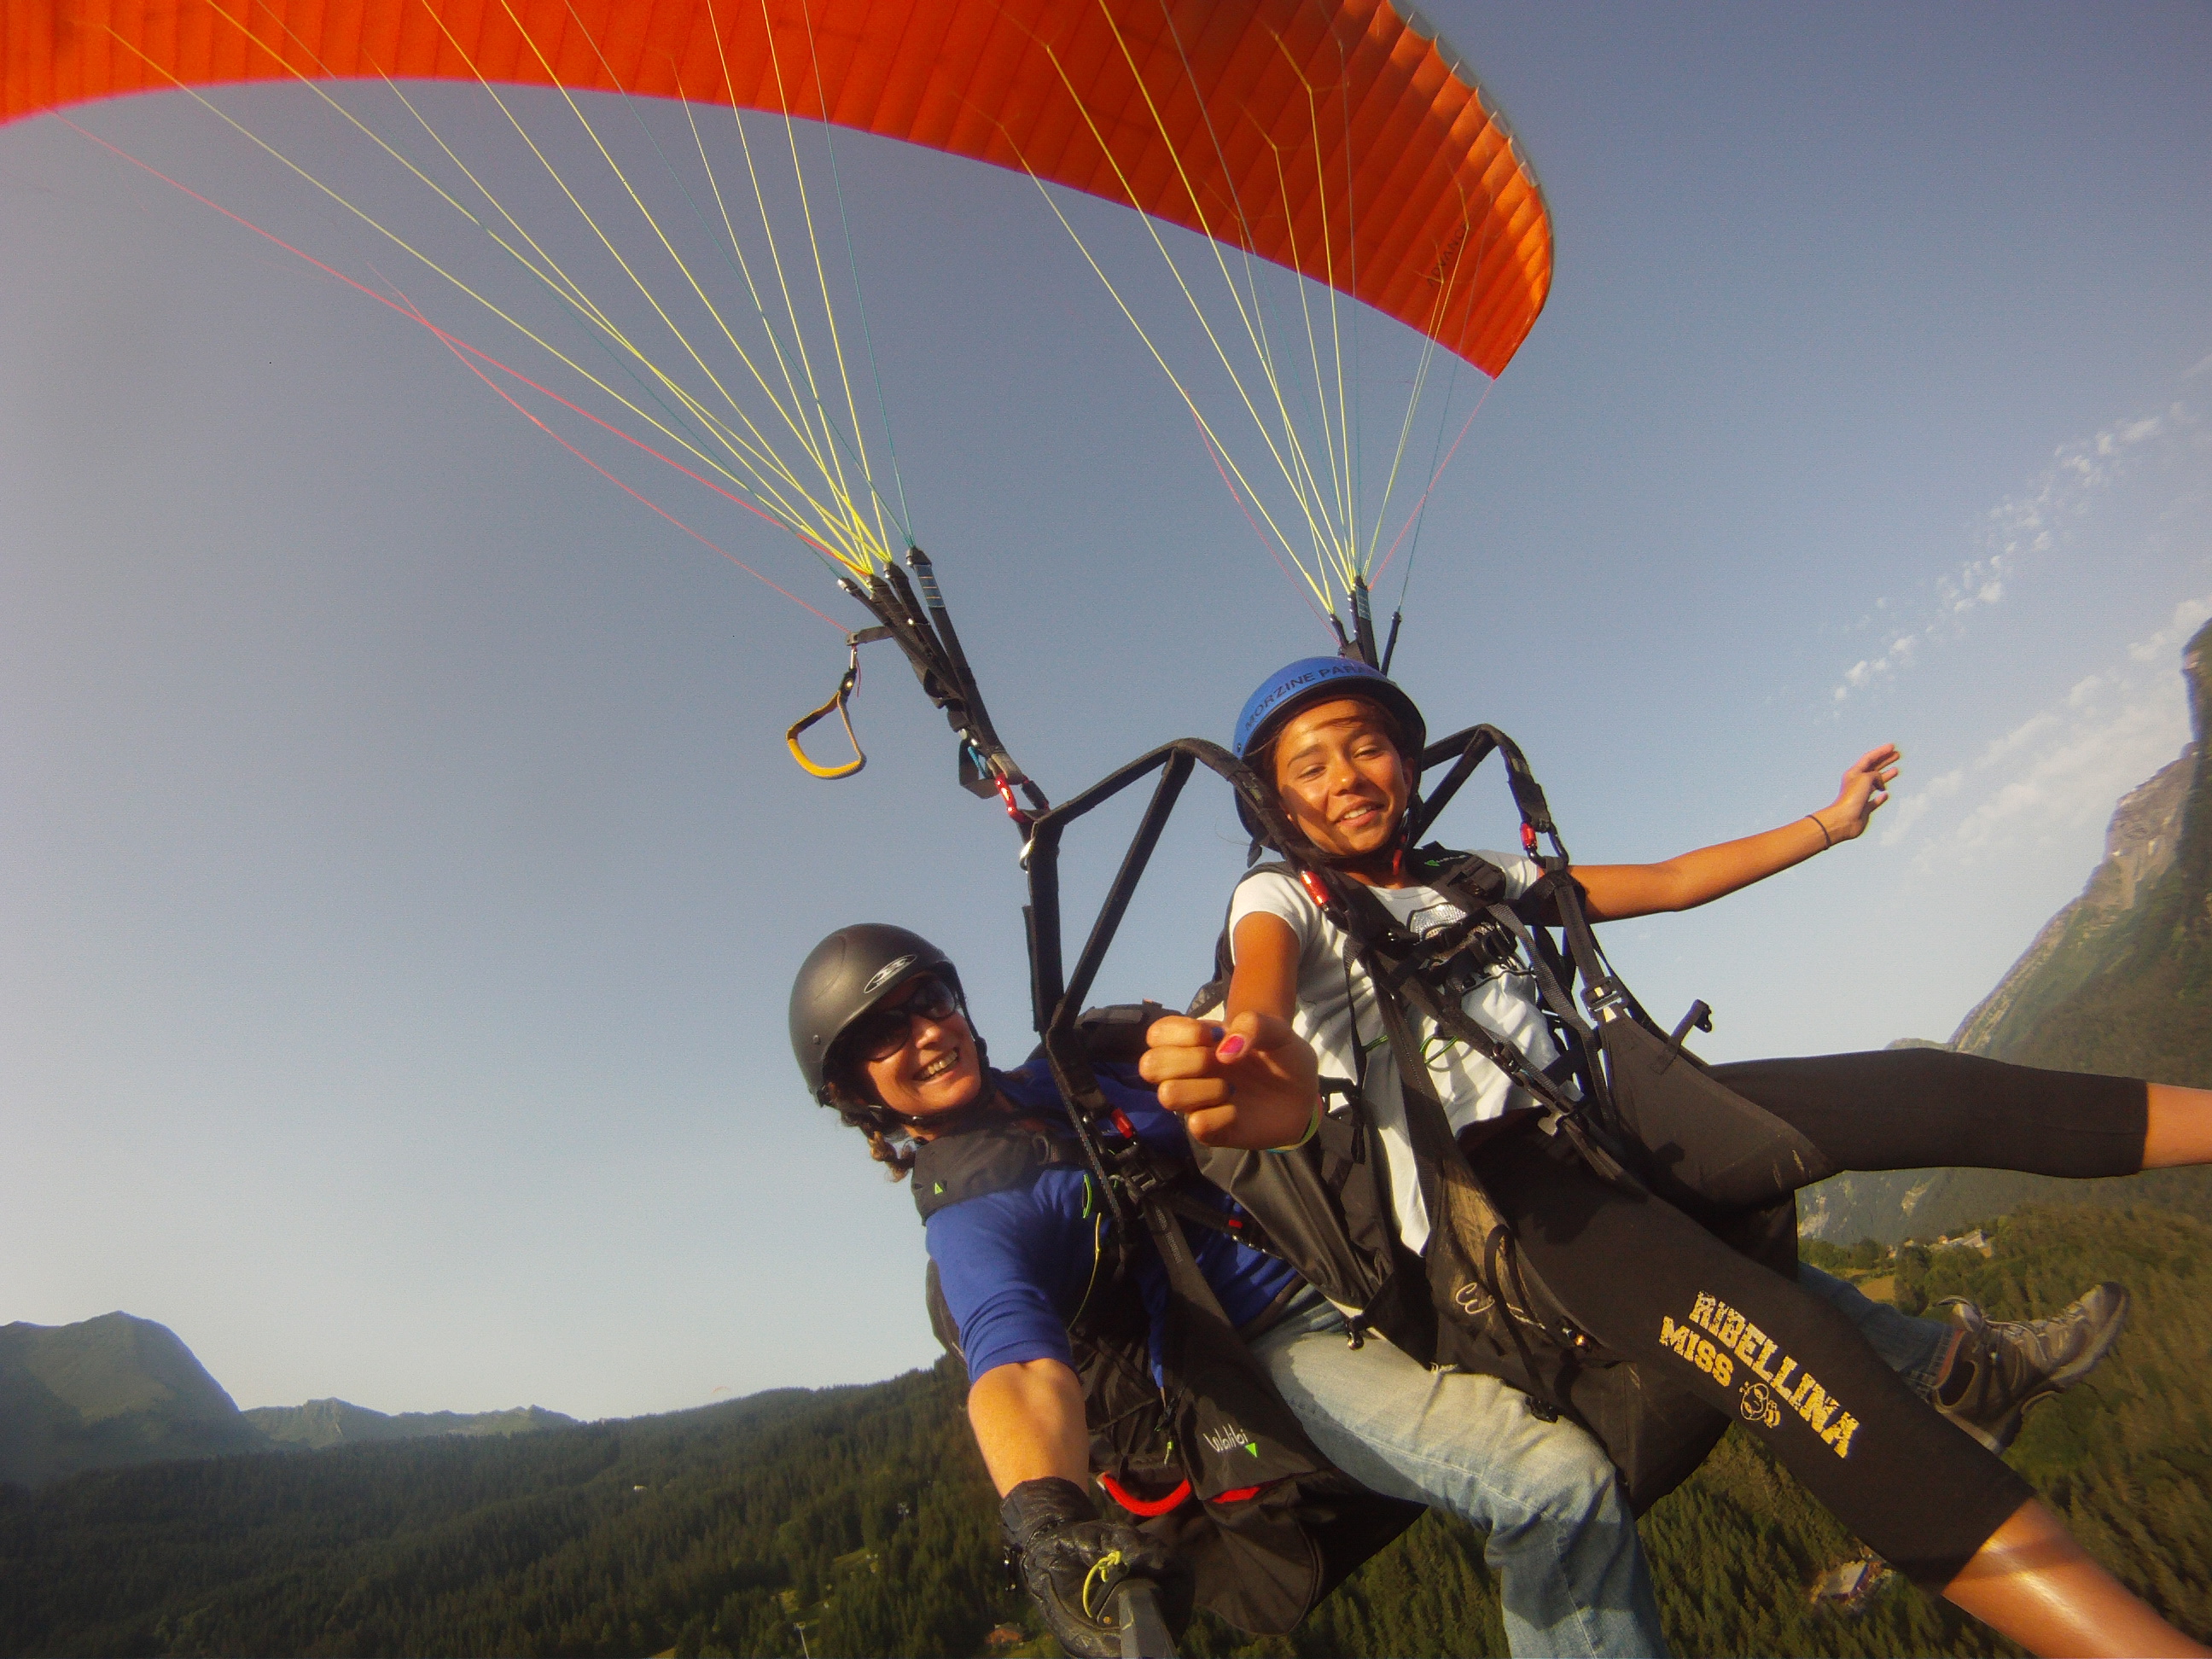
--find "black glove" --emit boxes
[1001,1477,1178,1659]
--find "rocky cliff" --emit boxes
[1949,748,2195,1053]
[1959,617,2212,1079]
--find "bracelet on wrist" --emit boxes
[1266,1099,1323,1153]
[1805,812,1833,850]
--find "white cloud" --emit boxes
[2127,595,2212,664]
[1977,712,2058,767]
[1877,766,1961,845]
[1891,597,2211,870]
[1940,696,2179,861]
[1831,403,2199,703]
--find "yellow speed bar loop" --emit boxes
[784,626,892,779]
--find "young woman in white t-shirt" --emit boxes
[1138,655,2212,1659]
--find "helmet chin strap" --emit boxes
[891,1088,1000,1139]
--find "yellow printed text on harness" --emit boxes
[1659,1292,1860,1459]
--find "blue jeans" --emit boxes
[1249,1278,1956,1656]
[1798,1263,1953,1397]
[1251,1287,1665,1658]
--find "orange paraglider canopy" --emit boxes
[4,0,1550,375]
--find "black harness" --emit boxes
[913,1041,1420,1640]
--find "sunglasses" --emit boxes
[844,975,963,1063]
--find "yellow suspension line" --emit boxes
[766,0,899,562]
[677,88,850,512]
[1364,202,1476,569]
[541,0,893,568]
[1134,8,1355,591]
[1036,42,1340,590]
[1084,9,1348,571]
[1365,184,1504,573]
[1017,168,1332,614]
[388,3,862,566]
[1257,124,1358,591]
[475,0,836,496]
[406,5,884,572]
[700,0,895,568]
[149,26,888,568]
[688,15,878,558]
[267,7,873,564]
[102,32,780,519]
[1249,26,1358,591]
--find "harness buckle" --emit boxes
[1581,976,1631,1022]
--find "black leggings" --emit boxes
[1470,1050,2148,1586]
[1712,1046,2147,1191]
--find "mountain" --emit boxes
[0,1314,265,1489]
[1951,748,2198,1061]
[244,1398,577,1448]
[1798,618,2212,1246]
[0,1314,577,1487]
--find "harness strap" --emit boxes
[1314,867,1639,1191]
[1360,965,1550,1368]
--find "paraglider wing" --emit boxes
[5,0,1550,375]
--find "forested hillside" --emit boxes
[8,1199,2209,1657]
[0,1314,575,1487]
[244,1399,578,1451]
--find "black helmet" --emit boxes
[789,923,969,1103]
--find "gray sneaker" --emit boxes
[1932,1283,2130,1454]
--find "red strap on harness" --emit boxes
[1097,1476,1266,1515]
[1099,1474,1190,1516]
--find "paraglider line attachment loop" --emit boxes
[785,635,876,781]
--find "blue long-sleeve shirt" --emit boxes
[924,1056,1298,1383]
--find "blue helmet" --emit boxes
[1231,656,1427,765]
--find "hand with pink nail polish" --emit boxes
[1138,1010,1321,1150]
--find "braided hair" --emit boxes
[825,1078,919,1181]
[816,1034,921,1182]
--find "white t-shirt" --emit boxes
[1225,858,1560,1255]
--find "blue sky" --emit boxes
[3,2,2207,1419]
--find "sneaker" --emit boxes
[1932,1283,2130,1454]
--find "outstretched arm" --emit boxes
[1573,743,1900,923]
